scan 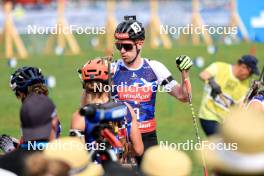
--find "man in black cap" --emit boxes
[198,55,259,136]
[20,93,58,143]
[0,93,60,176]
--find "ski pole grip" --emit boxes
[182,70,192,99]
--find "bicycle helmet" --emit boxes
[10,66,45,94]
[114,15,145,41]
[79,58,109,83]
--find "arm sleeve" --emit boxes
[148,60,178,92]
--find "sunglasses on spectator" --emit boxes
[115,43,134,51]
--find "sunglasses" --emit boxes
[115,43,134,51]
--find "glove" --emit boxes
[175,55,193,72]
[0,134,18,153]
[208,78,222,99]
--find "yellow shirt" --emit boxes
[199,62,250,122]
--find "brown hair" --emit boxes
[25,153,48,176]
[26,153,71,176]
[28,83,48,96]
[83,81,109,103]
[47,159,71,176]
[18,83,49,101]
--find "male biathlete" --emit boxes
[111,16,193,158]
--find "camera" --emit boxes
[79,102,128,123]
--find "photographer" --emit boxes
[70,58,144,162]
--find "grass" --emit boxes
[0,42,264,175]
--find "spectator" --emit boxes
[26,152,71,176]
[0,93,59,176]
[43,137,104,176]
[141,145,192,176]
[197,108,264,176]
[0,67,61,154]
